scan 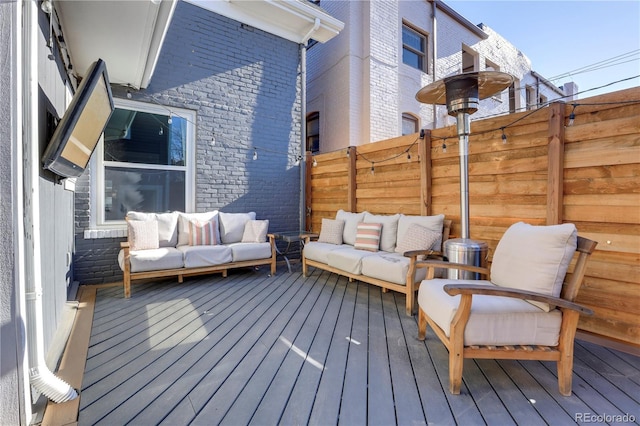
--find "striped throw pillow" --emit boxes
[354,222,382,251]
[188,219,218,246]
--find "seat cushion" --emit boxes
[228,242,272,262]
[327,247,377,275]
[361,252,428,285]
[177,245,232,268]
[418,279,562,346]
[118,247,184,273]
[490,222,577,311]
[303,242,350,264]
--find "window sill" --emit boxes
[83,228,127,239]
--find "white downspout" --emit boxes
[23,0,78,404]
[299,43,307,231]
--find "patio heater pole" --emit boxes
[416,71,514,278]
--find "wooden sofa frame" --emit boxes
[120,234,277,298]
[302,219,452,316]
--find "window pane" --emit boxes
[402,26,423,51]
[402,115,418,135]
[104,166,186,220]
[104,109,187,166]
[403,50,422,70]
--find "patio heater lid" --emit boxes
[416,71,514,116]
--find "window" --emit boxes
[306,112,320,153]
[96,99,195,224]
[526,85,536,110]
[485,59,499,72]
[509,83,517,113]
[538,93,548,107]
[402,23,427,72]
[402,113,419,136]
[462,46,478,73]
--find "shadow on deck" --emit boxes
[50,264,640,425]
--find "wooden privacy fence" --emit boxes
[305,87,640,351]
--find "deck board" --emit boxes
[75,266,640,425]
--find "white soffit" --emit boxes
[55,0,177,89]
[185,0,344,44]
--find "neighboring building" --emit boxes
[306,0,576,153]
[1,0,341,423]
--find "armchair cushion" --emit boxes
[418,279,562,346]
[490,222,577,311]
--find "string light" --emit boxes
[407,152,412,162]
[442,140,447,153]
[253,148,258,160]
[501,127,507,144]
[312,157,318,167]
[568,104,577,126]
[211,133,216,146]
[167,114,173,125]
[370,162,375,175]
[346,148,350,157]
[158,127,164,136]
[126,89,132,99]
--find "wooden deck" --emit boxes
[74,265,640,425]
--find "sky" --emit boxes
[446,0,640,98]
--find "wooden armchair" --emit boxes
[416,222,597,396]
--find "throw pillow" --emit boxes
[177,211,219,246]
[241,220,270,243]
[128,220,159,251]
[318,218,345,245]
[364,212,400,252]
[188,219,218,246]
[354,222,382,252]
[395,223,440,258]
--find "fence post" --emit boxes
[348,146,357,212]
[420,130,432,216]
[547,102,565,225]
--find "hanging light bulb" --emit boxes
[167,114,173,125]
[253,148,258,160]
[211,133,216,146]
[370,162,375,175]
[294,156,301,166]
[312,157,318,167]
[126,89,132,99]
[407,152,412,162]
[501,127,507,144]
[442,141,447,153]
[568,104,577,126]
[159,127,164,136]
[346,149,350,157]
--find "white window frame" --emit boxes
[91,98,196,228]
[402,22,428,72]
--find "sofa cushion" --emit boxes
[418,279,562,346]
[354,222,382,252]
[361,252,428,285]
[118,247,184,273]
[397,214,445,251]
[395,223,440,257]
[228,242,272,262]
[177,245,232,268]
[127,211,179,247]
[335,210,366,245]
[177,211,219,246]
[490,222,577,311]
[327,247,377,275]
[242,220,269,243]
[363,213,400,252]
[188,219,219,246]
[303,242,349,264]
[219,212,256,244]
[127,220,159,251]
[318,218,345,245]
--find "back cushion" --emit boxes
[177,211,219,246]
[490,222,578,311]
[127,211,178,247]
[335,210,366,245]
[397,214,445,251]
[219,212,257,244]
[363,213,400,252]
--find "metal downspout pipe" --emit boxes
[24,0,78,404]
[300,43,307,231]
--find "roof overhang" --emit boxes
[185,0,344,44]
[55,0,177,89]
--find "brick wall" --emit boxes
[74,1,302,284]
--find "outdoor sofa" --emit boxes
[302,210,450,315]
[118,210,276,298]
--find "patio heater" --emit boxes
[416,71,514,279]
